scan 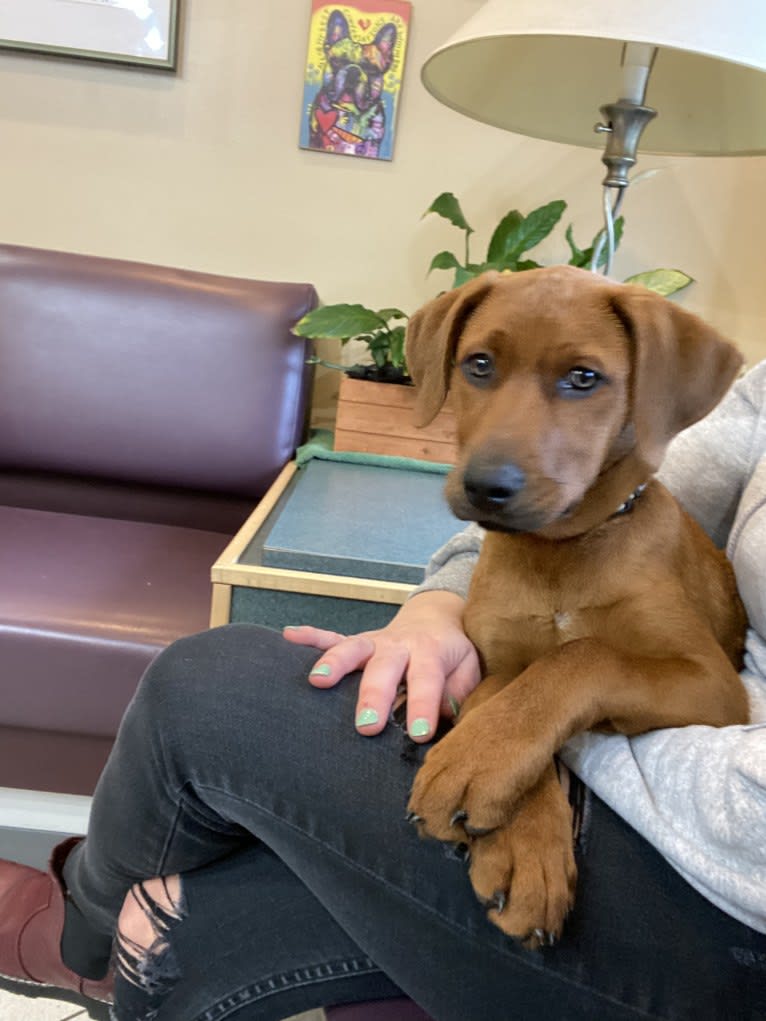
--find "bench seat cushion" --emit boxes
[0,505,229,740]
[0,725,113,796]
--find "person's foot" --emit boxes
[0,837,113,1003]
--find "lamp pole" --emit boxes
[591,43,658,274]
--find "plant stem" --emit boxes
[305,356,349,372]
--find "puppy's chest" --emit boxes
[464,545,619,673]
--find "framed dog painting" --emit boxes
[300,0,412,161]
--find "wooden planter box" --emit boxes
[334,376,458,464]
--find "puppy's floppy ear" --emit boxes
[609,284,743,467]
[406,273,497,426]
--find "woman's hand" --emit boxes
[283,591,481,742]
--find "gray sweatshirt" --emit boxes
[415,361,766,934]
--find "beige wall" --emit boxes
[1,0,764,423]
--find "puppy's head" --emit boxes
[406,267,742,536]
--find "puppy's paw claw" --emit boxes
[522,927,557,950]
[481,888,507,914]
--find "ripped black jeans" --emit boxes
[62,624,766,1021]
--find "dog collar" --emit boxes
[613,483,647,517]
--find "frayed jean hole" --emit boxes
[115,878,185,994]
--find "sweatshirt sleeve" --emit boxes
[657,364,766,548]
[561,671,766,934]
[566,363,766,933]
[411,522,484,601]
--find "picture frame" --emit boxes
[0,0,180,72]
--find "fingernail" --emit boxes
[409,718,430,739]
[356,708,379,728]
[310,664,331,677]
[448,696,460,718]
[284,625,301,630]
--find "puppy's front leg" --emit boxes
[468,762,577,948]
[408,632,747,839]
[407,666,546,842]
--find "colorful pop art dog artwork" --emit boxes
[301,4,410,161]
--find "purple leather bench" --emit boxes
[0,244,432,1021]
[0,243,317,796]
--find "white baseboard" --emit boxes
[0,786,91,834]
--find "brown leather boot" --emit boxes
[0,836,113,1003]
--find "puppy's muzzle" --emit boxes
[463,458,526,514]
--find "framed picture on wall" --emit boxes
[300,0,413,161]
[0,0,180,71]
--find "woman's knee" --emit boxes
[138,624,302,709]
[130,624,318,744]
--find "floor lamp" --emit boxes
[421,0,766,274]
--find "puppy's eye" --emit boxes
[557,366,605,397]
[461,352,495,385]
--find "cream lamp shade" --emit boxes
[421,0,766,156]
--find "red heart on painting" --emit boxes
[358,18,371,29]
[316,108,338,135]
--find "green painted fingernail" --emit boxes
[356,708,379,728]
[409,718,431,738]
[448,696,460,718]
[310,664,331,677]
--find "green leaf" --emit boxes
[423,192,473,233]
[511,259,542,272]
[427,250,462,275]
[292,303,386,341]
[513,200,566,259]
[624,269,694,297]
[446,262,487,285]
[565,224,588,268]
[453,264,482,287]
[488,201,566,265]
[376,307,408,322]
[366,332,391,368]
[388,325,407,369]
[486,210,524,263]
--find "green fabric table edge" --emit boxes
[295,430,452,476]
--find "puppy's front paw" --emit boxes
[406,707,540,842]
[469,777,577,948]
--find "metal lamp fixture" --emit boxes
[421,0,766,273]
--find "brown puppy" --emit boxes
[405,266,749,947]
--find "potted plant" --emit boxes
[293,192,691,462]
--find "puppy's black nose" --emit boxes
[463,460,526,511]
